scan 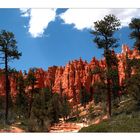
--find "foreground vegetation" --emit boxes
[79,97,140,132]
[79,115,140,132]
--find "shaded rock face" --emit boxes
[0,45,140,102]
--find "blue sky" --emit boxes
[0,8,138,71]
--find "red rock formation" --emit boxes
[0,45,140,103]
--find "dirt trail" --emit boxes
[50,115,108,132]
[50,122,87,132]
[0,123,25,133]
[9,126,25,132]
[0,115,109,133]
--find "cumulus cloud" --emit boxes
[20,9,140,38]
[59,9,140,30]
[20,9,56,38]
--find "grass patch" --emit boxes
[66,117,78,123]
[79,120,109,132]
[0,124,11,131]
[79,98,140,132]
[79,114,140,132]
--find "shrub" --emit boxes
[79,121,109,132]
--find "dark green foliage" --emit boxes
[79,93,140,132]
[79,98,140,132]
[125,56,140,77]
[26,68,37,118]
[61,94,71,120]
[30,93,49,132]
[15,92,28,119]
[27,88,56,131]
[129,18,140,52]
[0,30,22,60]
[17,74,25,94]
[0,96,5,110]
[41,88,52,102]
[106,51,120,103]
[91,66,106,82]
[109,68,120,102]
[79,112,140,132]
[124,58,140,103]
[91,66,102,74]
[130,58,140,72]
[66,116,77,123]
[91,15,121,116]
[0,30,21,123]
[25,87,71,131]
[10,71,28,121]
[0,96,5,121]
[32,93,46,120]
[125,73,140,102]
[91,14,120,50]
[93,81,107,105]
[80,86,90,106]
[26,88,51,132]
[47,93,62,124]
[79,120,109,132]
[26,68,37,88]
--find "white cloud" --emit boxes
[59,9,140,30]
[20,9,140,37]
[20,9,56,38]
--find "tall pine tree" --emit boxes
[0,30,21,123]
[91,15,120,116]
[129,18,140,52]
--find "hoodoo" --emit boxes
[0,45,139,103]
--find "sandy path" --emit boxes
[50,122,86,132]
[0,124,25,133]
[50,115,108,132]
[10,126,25,132]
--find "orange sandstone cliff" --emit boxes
[0,45,140,102]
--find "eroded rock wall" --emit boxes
[0,45,139,102]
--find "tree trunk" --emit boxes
[5,50,9,124]
[107,78,111,117]
[105,50,112,117]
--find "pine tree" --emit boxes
[91,14,121,116]
[15,74,28,119]
[109,50,120,105]
[93,81,107,105]
[26,68,37,118]
[31,92,48,132]
[124,58,140,103]
[0,30,21,123]
[47,93,62,124]
[129,18,140,52]
[80,85,90,107]
[61,94,71,121]
[29,88,53,132]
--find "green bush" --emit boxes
[79,121,109,132]
[79,114,140,132]
[66,117,77,122]
[27,118,50,132]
